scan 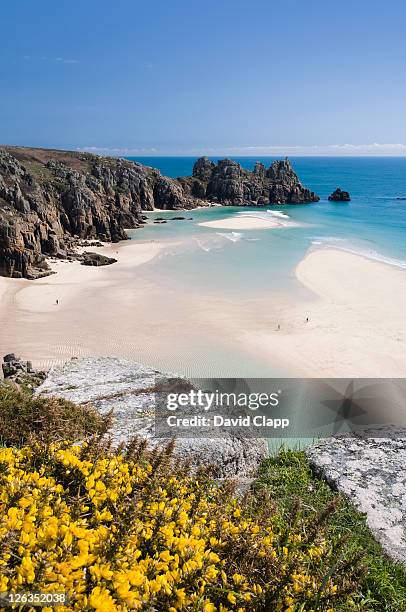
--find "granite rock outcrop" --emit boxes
[306,429,406,565]
[179,157,319,206]
[81,252,117,267]
[36,357,269,480]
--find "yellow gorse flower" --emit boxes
[0,442,351,611]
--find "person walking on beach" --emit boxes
[56,299,59,305]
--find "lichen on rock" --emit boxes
[306,428,406,565]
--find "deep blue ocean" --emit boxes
[124,157,406,297]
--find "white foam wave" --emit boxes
[266,209,290,219]
[340,247,406,270]
[311,236,345,243]
[216,232,243,242]
[194,239,212,252]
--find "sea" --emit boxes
[125,157,406,299]
[125,158,406,443]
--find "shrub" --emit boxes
[0,383,108,447]
[0,439,364,611]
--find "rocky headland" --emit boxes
[0,146,319,279]
[180,156,320,206]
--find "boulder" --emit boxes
[3,353,17,363]
[2,353,35,379]
[81,252,117,267]
[36,357,269,480]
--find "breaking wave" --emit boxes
[266,210,290,219]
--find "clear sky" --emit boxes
[1,0,406,155]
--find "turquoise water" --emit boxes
[127,157,406,296]
[124,157,406,441]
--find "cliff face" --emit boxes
[0,147,201,279]
[0,147,318,279]
[180,157,320,206]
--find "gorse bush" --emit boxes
[0,383,108,446]
[0,438,364,611]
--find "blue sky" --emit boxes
[1,0,406,155]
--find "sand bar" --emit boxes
[199,214,281,230]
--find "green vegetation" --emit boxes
[0,383,405,610]
[0,439,365,611]
[0,382,108,447]
[254,449,406,611]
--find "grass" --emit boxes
[0,381,109,447]
[254,449,406,611]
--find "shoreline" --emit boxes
[1,237,406,378]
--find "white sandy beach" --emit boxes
[1,241,406,378]
[199,214,281,230]
[243,249,406,377]
[0,238,262,376]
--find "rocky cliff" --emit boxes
[0,146,318,278]
[179,157,320,206]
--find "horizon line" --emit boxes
[3,142,406,158]
[77,143,406,158]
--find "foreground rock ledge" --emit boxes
[36,357,268,480]
[306,429,406,565]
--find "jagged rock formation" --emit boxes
[36,357,269,480]
[1,353,47,386]
[2,353,34,379]
[328,188,351,202]
[179,157,320,206]
[0,147,189,279]
[0,146,318,278]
